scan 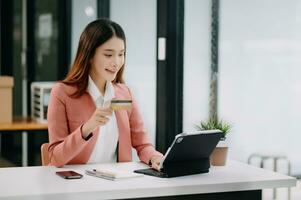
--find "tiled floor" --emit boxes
[263,180,301,200]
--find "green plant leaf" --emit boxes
[195,116,232,138]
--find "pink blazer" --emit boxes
[47,82,162,167]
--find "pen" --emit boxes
[92,169,116,178]
[86,170,115,181]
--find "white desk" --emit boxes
[0,160,296,200]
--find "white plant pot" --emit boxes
[216,140,228,148]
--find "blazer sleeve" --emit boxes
[47,84,90,167]
[127,87,163,164]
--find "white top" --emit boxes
[87,77,118,164]
[0,160,296,200]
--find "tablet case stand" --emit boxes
[134,130,222,178]
[162,158,210,178]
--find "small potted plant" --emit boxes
[195,115,232,166]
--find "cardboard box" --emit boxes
[0,76,14,123]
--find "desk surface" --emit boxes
[0,117,47,131]
[0,160,296,200]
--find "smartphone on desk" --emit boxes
[56,171,83,179]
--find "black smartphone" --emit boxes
[56,171,83,179]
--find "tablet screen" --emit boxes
[159,129,222,169]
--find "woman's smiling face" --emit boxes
[90,36,125,82]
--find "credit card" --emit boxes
[110,99,132,110]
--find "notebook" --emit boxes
[85,168,144,181]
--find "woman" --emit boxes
[47,18,163,170]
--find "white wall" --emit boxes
[110,0,157,159]
[71,0,97,62]
[219,0,301,174]
[183,0,211,132]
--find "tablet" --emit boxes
[134,129,223,178]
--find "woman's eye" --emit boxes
[104,54,112,57]
[118,54,124,57]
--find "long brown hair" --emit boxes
[63,18,126,97]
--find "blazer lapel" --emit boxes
[114,88,132,162]
[81,92,100,163]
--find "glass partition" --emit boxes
[219,0,301,175]
[110,0,157,149]
[183,0,211,132]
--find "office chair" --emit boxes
[41,143,50,166]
